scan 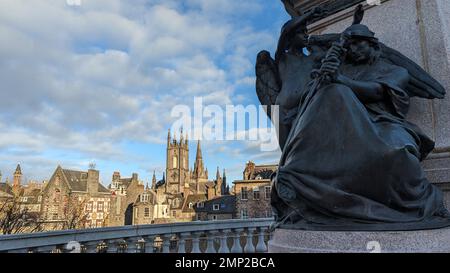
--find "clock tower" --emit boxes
[165,128,189,195]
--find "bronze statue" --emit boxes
[256,5,450,231]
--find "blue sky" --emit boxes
[0,0,290,186]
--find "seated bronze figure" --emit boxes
[256,6,450,231]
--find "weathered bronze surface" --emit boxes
[256,4,450,231]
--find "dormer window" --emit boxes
[141,194,149,203]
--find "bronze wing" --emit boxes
[380,44,446,99]
[255,50,281,120]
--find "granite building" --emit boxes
[233,162,277,219]
[40,166,111,230]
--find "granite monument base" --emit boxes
[268,228,450,253]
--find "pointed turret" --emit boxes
[196,140,202,160]
[180,127,184,143]
[193,140,207,179]
[152,171,157,189]
[167,129,171,146]
[216,166,221,180]
[14,164,22,175]
[222,169,228,195]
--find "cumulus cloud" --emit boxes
[0,0,286,182]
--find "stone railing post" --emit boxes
[205,231,217,253]
[230,228,243,253]
[161,235,172,253]
[144,235,156,253]
[177,233,190,254]
[82,240,101,253]
[218,229,231,253]
[106,239,120,253]
[126,237,140,253]
[190,232,202,253]
[255,227,268,253]
[244,228,256,253]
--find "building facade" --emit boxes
[40,166,111,230]
[233,162,277,219]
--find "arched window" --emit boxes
[173,156,178,168]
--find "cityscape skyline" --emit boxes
[0,0,288,185]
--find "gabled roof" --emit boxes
[51,167,110,194]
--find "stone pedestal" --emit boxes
[268,228,450,253]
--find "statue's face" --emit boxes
[347,38,373,64]
[292,28,309,48]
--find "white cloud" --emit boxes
[0,0,283,181]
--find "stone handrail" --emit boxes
[0,218,274,253]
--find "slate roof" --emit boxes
[182,194,208,213]
[60,168,110,193]
[251,164,277,180]
[194,195,236,214]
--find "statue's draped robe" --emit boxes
[272,58,450,231]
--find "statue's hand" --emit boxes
[319,56,341,79]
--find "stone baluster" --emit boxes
[144,235,156,253]
[190,232,202,253]
[160,235,172,253]
[106,239,120,253]
[244,228,256,253]
[177,233,190,254]
[230,228,243,253]
[218,230,231,253]
[126,237,141,253]
[205,231,217,253]
[83,240,101,253]
[255,227,268,253]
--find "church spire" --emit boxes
[196,140,202,160]
[216,166,221,180]
[14,164,22,175]
[193,140,206,179]
[222,168,228,195]
[152,171,157,189]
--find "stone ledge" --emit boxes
[268,227,450,253]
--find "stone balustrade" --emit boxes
[0,218,273,253]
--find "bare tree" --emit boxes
[0,197,42,235]
[61,196,89,230]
